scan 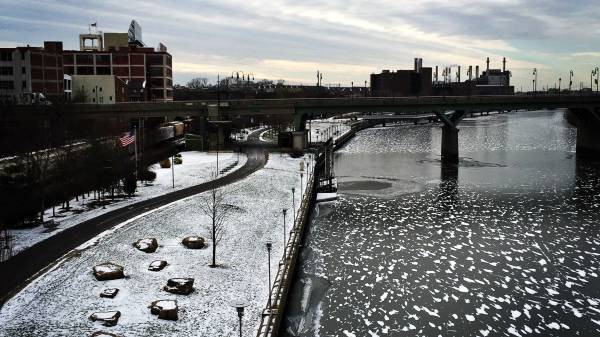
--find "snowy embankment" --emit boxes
[308,118,352,143]
[9,151,246,257]
[0,153,311,337]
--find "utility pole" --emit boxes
[569,70,574,93]
[171,154,175,188]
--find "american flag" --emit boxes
[119,131,135,147]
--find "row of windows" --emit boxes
[0,80,27,89]
[0,52,12,61]
[0,67,13,76]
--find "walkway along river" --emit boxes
[281,110,600,337]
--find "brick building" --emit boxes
[0,41,64,104]
[63,45,173,102]
[370,58,433,97]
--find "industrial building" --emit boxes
[370,58,433,96]
[0,41,64,104]
[63,21,173,102]
[0,21,172,104]
[433,57,514,96]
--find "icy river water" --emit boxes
[282,110,600,337]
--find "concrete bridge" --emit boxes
[2,94,600,162]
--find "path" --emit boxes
[0,147,268,306]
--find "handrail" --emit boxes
[255,163,316,337]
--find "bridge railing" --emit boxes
[255,164,316,337]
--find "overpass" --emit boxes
[2,94,600,162]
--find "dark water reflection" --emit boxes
[282,110,600,337]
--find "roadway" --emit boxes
[0,147,268,306]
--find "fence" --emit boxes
[255,165,316,337]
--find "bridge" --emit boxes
[2,94,600,162]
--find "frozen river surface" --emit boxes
[283,110,600,337]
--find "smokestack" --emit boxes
[435,65,438,82]
[419,58,422,73]
[468,65,473,81]
[503,57,506,72]
[457,66,461,83]
[476,65,480,79]
[414,58,419,72]
[486,57,490,72]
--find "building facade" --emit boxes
[71,75,127,104]
[63,45,173,102]
[370,58,433,97]
[0,41,64,104]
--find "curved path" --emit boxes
[0,147,268,305]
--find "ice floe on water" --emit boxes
[283,111,600,337]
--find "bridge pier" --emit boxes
[441,126,459,164]
[577,126,600,158]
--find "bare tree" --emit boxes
[199,170,233,268]
[187,77,208,89]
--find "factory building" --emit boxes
[433,57,514,96]
[0,41,64,104]
[63,21,173,102]
[370,58,433,97]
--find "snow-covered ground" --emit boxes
[8,151,246,257]
[307,118,352,143]
[0,153,313,337]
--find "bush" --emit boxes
[122,174,137,196]
[174,153,182,158]
[174,157,183,165]
[139,169,157,182]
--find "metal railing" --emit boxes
[255,166,316,337]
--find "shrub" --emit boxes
[174,157,183,165]
[123,174,137,196]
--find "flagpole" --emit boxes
[134,125,138,184]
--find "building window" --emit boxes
[0,81,14,89]
[92,98,95,103]
[0,52,13,61]
[95,54,110,64]
[22,81,26,89]
[76,54,93,64]
[0,67,13,75]
[20,52,25,60]
[92,88,95,93]
[109,96,113,101]
[21,67,25,74]
[99,87,102,92]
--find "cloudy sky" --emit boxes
[1,0,599,90]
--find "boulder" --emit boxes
[90,332,120,337]
[148,260,168,271]
[133,238,158,253]
[149,300,178,320]
[92,262,125,281]
[182,236,205,249]
[100,288,119,298]
[89,311,121,327]
[163,278,194,295]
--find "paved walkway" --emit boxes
[0,147,268,306]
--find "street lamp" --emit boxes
[282,209,288,259]
[291,187,296,222]
[266,240,272,311]
[532,68,538,93]
[591,68,597,92]
[596,67,599,92]
[230,301,249,337]
[558,78,561,96]
[569,70,574,93]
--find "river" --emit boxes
[282,110,600,337]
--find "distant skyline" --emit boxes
[1,0,599,90]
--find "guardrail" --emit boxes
[255,165,316,337]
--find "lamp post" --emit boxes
[266,240,272,311]
[231,301,249,337]
[282,209,288,259]
[569,70,574,93]
[558,78,561,96]
[291,188,296,222]
[596,67,599,92]
[591,68,596,92]
[532,68,538,93]
[171,155,175,188]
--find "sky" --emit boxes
[1,0,599,90]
